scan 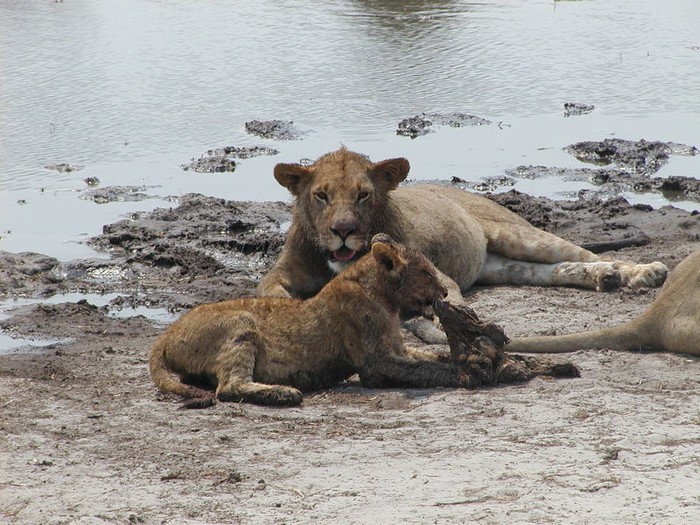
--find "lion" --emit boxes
[506,249,700,356]
[257,148,668,306]
[257,148,668,342]
[150,235,484,407]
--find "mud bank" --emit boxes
[1,187,699,524]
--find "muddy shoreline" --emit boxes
[1,175,700,523]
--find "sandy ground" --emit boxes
[1,187,699,524]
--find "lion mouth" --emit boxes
[330,246,357,262]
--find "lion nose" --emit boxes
[330,223,356,240]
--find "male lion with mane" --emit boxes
[150,235,485,407]
[258,148,668,338]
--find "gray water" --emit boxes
[1,0,699,260]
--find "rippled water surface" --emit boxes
[1,0,699,258]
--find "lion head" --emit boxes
[368,234,448,318]
[274,148,410,273]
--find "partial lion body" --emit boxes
[150,239,468,407]
[506,249,700,356]
[258,148,668,307]
[389,185,609,291]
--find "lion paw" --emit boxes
[593,263,622,292]
[620,262,668,289]
[403,317,448,345]
[254,386,304,407]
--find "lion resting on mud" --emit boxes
[257,148,668,307]
[150,236,488,407]
[506,249,700,356]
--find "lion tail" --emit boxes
[505,324,645,354]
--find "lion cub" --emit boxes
[150,235,472,407]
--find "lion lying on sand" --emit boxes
[506,249,700,356]
[150,235,483,407]
[258,148,668,305]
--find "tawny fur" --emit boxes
[506,249,700,356]
[150,238,474,407]
[258,148,668,306]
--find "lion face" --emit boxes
[394,245,449,319]
[370,236,448,319]
[274,148,410,273]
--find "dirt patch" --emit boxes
[1,187,699,524]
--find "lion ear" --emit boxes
[370,157,410,190]
[274,163,313,196]
[371,242,406,273]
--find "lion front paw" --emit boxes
[620,261,668,289]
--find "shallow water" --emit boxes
[1,0,699,259]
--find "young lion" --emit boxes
[506,249,700,356]
[258,148,668,306]
[150,235,477,407]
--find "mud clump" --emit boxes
[486,190,554,230]
[563,102,594,117]
[91,194,289,261]
[565,138,698,175]
[397,112,491,138]
[0,252,60,292]
[181,145,280,173]
[44,163,84,173]
[81,185,153,204]
[451,175,516,193]
[397,115,432,138]
[86,194,289,308]
[244,120,306,140]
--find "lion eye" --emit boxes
[314,191,329,203]
[357,191,371,203]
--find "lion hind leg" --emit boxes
[214,338,303,407]
[479,254,622,291]
[486,227,668,288]
[486,227,599,264]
